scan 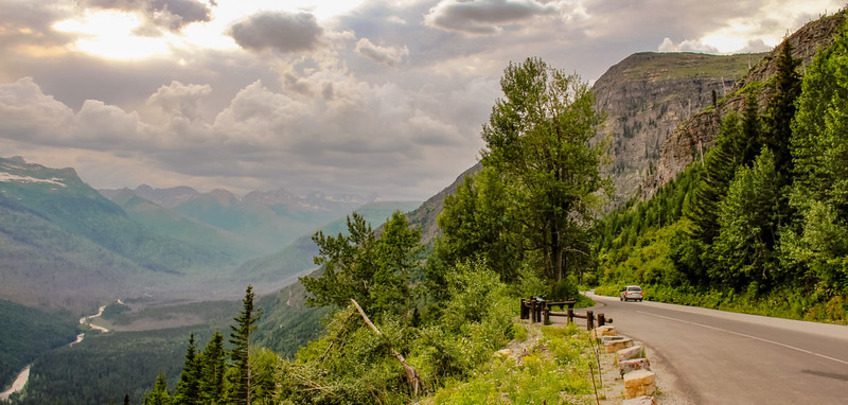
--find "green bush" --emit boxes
[548,279,578,301]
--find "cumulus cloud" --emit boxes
[425,0,559,35]
[658,36,774,54]
[0,72,479,199]
[657,37,720,53]
[84,0,212,31]
[146,81,212,120]
[0,77,74,140]
[355,38,409,66]
[0,77,143,149]
[230,12,324,53]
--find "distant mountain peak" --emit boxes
[132,184,201,208]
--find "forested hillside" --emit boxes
[596,15,848,323]
[0,300,77,393]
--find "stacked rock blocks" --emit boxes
[596,326,657,403]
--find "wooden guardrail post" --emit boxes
[544,306,551,325]
[530,300,537,323]
[520,299,529,320]
[567,306,574,324]
[597,313,606,327]
[586,310,594,330]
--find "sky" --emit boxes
[0,0,842,200]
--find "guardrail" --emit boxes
[520,297,611,330]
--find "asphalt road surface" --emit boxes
[585,293,848,404]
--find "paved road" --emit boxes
[585,293,848,404]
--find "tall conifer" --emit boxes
[227,286,258,405]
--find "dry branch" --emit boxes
[350,299,421,395]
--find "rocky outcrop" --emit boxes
[643,11,846,197]
[593,52,761,204]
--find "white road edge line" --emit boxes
[636,310,848,366]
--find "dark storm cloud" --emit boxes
[84,0,212,30]
[425,0,558,34]
[230,12,324,53]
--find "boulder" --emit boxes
[624,369,656,399]
[592,325,616,339]
[620,358,651,374]
[617,345,644,362]
[604,337,633,353]
[493,348,512,359]
[623,396,656,405]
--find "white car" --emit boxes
[619,285,643,302]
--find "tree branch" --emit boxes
[350,299,421,396]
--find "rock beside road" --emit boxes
[617,345,644,362]
[603,336,634,353]
[624,369,657,399]
[620,358,652,375]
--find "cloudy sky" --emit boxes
[0,0,841,200]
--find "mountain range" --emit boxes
[0,156,409,313]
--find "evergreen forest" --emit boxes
[596,26,848,322]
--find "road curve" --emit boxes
[585,293,848,405]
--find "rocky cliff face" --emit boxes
[644,12,845,197]
[593,52,762,204]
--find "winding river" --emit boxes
[0,301,115,400]
[0,366,30,401]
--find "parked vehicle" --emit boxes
[619,285,643,302]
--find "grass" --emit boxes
[425,324,595,404]
[619,52,767,81]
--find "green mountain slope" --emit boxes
[132,186,374,254]
[103,189,261,263]
[0,157,265,312]
[0,158,224,273]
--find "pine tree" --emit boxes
[740,92,762,165]
[765,40,801,178]
[144,373,172,405]
[173,334,201,405]
[792,22,848,218]
[301,213,377,309]
[711,148,780,289]
[688,113,744,244]
[227,286,259,405]
[198,332,226,404]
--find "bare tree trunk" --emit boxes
[350,299,421,396]
[552,228,563,281]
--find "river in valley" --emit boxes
[0,300,115,400]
